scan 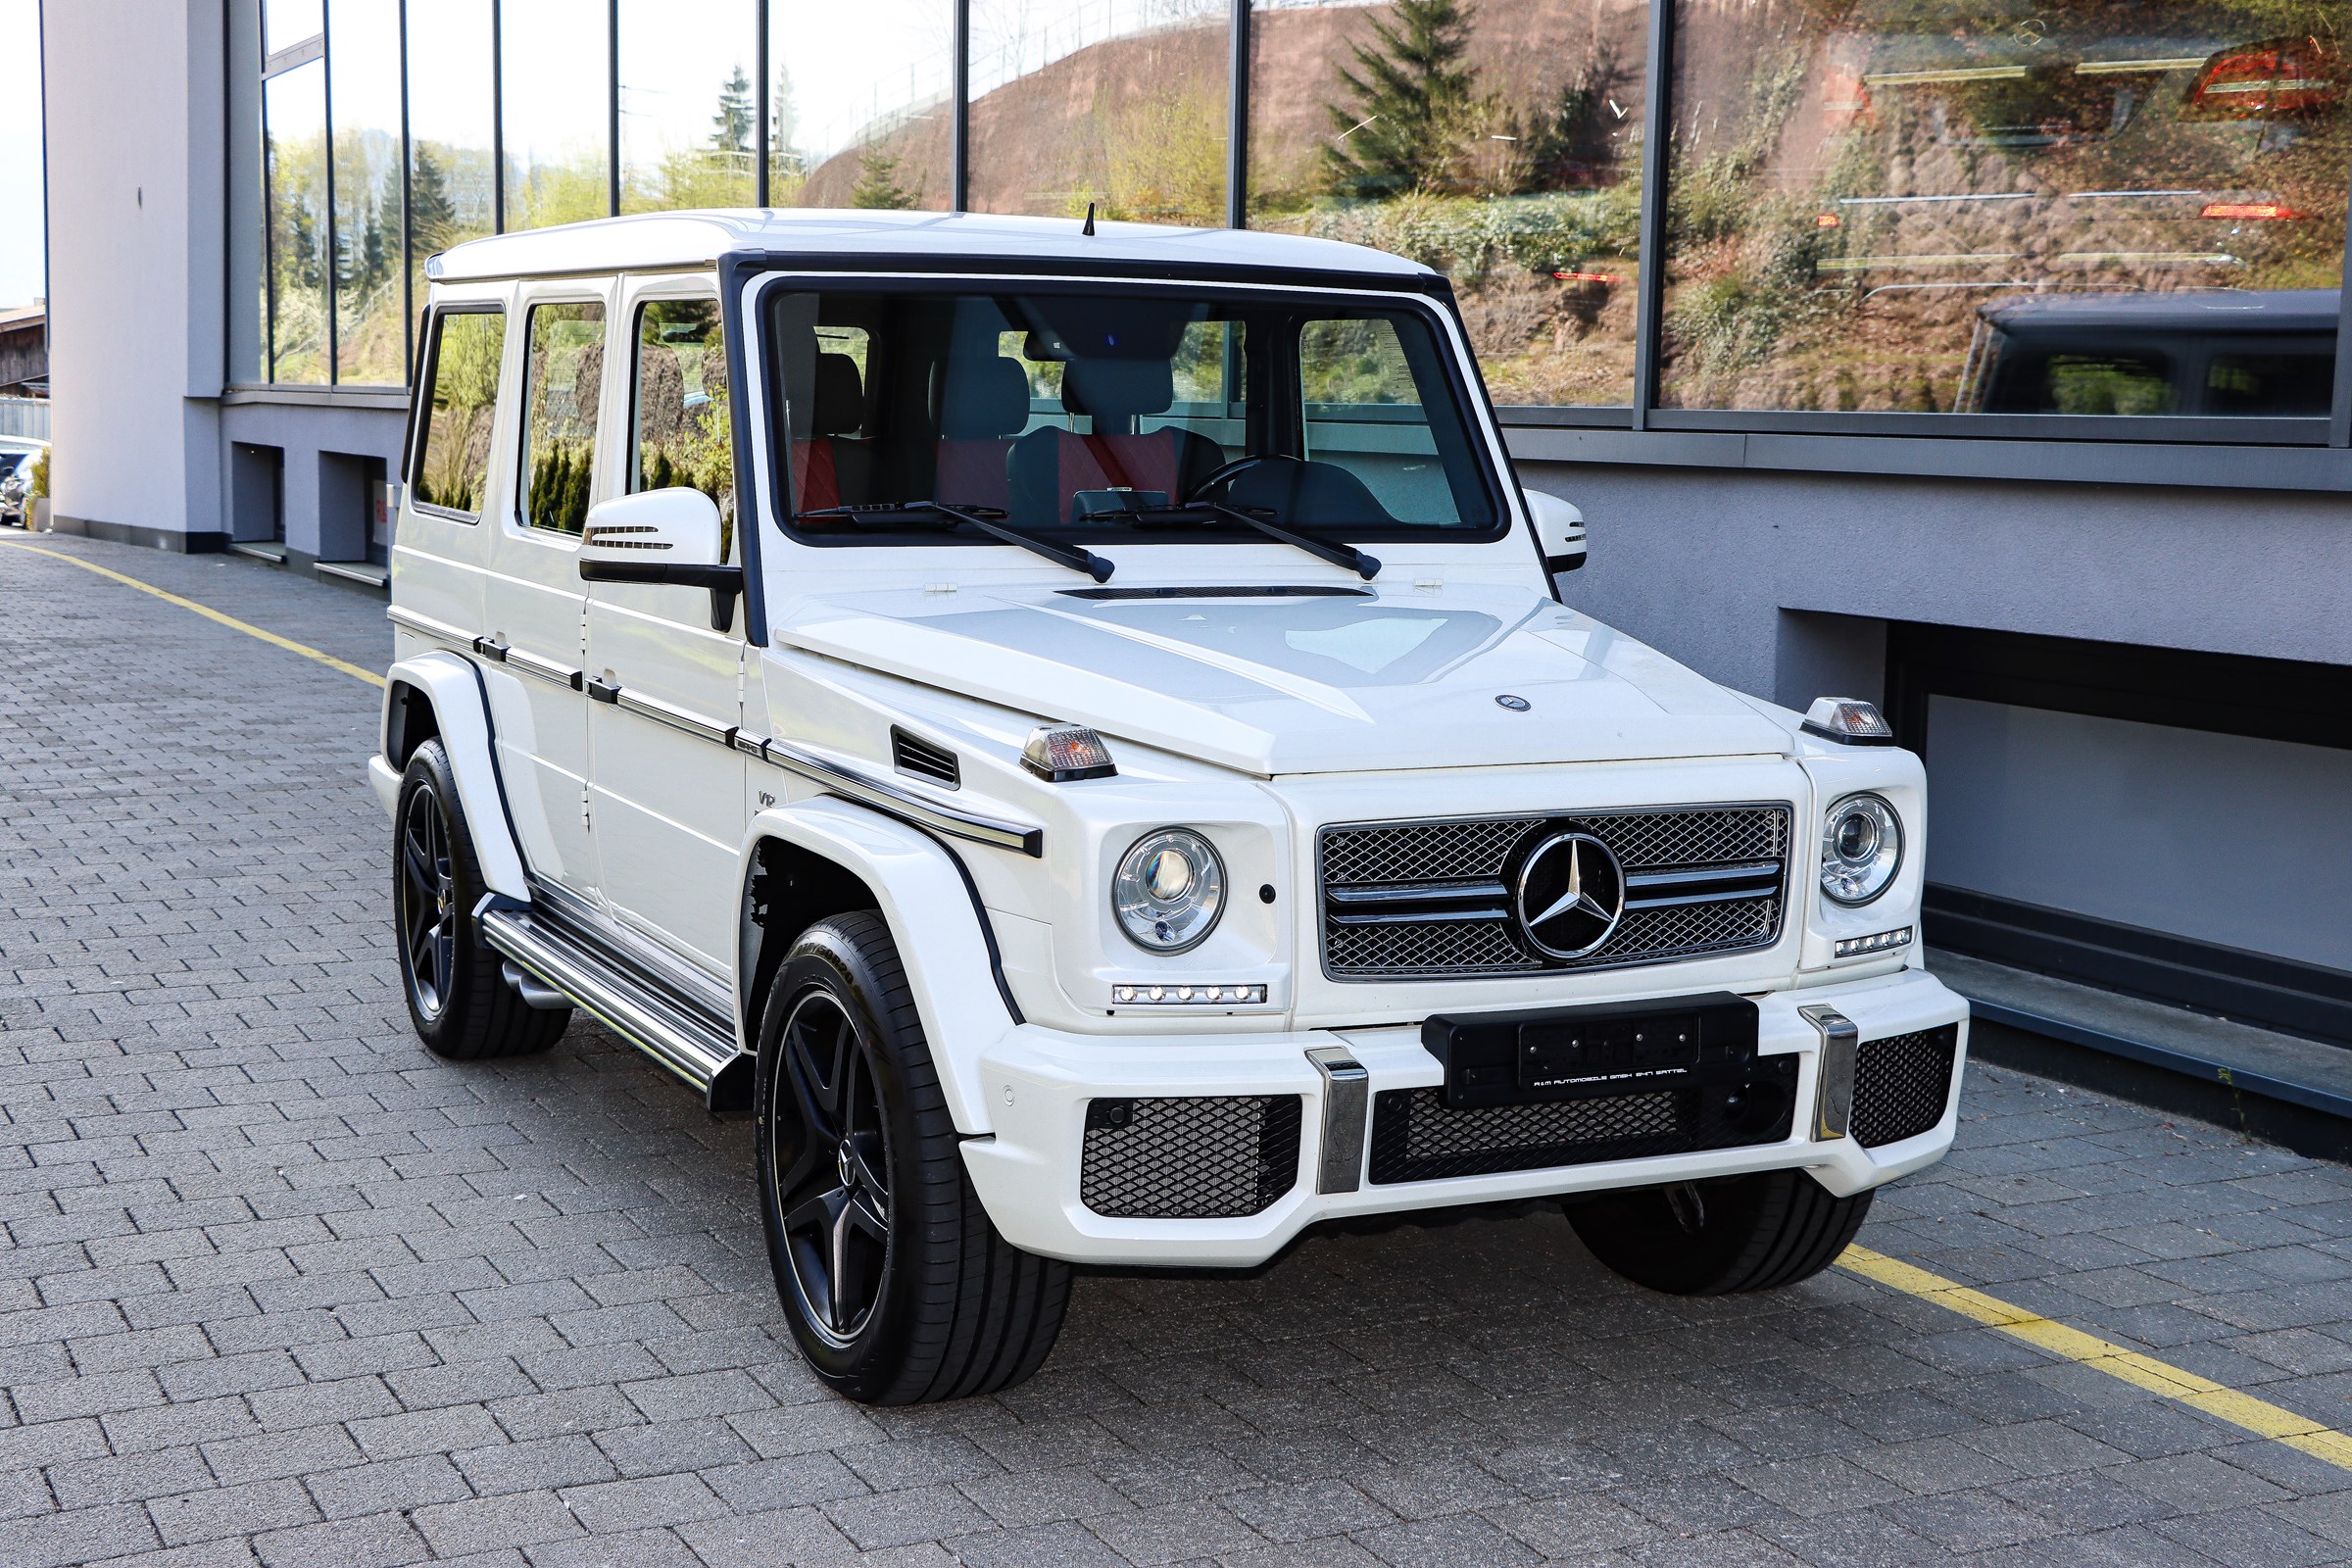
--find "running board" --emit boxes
[478,906,754,1111]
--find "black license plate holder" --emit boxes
[1422,993,1761,1109]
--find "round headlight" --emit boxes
[1113,828,1225,953]
[1820,793,1903,906]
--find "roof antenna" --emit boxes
[1082,201,1097,237]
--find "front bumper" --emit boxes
[961,965,1967,1266]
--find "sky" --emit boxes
[0,0,41,311]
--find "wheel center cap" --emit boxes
[836,1143,856,1191]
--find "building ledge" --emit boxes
[225,540,288,564]
[1931,949,2352,1121]
[220,383,410,413]
[314,559,389,591]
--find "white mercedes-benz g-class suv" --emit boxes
[372,210,1968,1405]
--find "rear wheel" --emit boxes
[1565,1169,1873,1295]
[394,739,569,1060]
[756,913,1069,1403]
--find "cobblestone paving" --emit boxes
[4,532,2352,1568]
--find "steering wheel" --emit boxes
[1183,453,1281,506]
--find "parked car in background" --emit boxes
[1956,289,2337,416]
[0,439,45,523]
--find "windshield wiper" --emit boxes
[799,501,1115,583]
[1082,498,1381,581]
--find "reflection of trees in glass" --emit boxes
[851,147,923,207]
[1323,0,1482,198]
[523,305,605,533]
[633,299,737,554]
[416,314,505,513]
[626,69,761,211]
[964,0,1227,222]
[1658,2,2352,413]
[267,119,332,383]
[1249,0,1644,406]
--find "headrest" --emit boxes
[1062,358,1174,422]
[810,352,862,437]
[936,356,1030,439]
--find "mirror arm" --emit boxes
[578,561,746,634]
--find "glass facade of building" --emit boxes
[255,0,2352,447]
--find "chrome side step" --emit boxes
[479,905,754,1111]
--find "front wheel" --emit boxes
[1565,1168,1874,1295]
[756,913,1069,1403]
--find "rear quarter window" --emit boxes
[412,309,507,517]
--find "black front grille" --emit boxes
[1080,1096,1303,1218]
[1319,806,1791,979]
[1367,1054,1799,1183]
[1851,1026,1959,1148]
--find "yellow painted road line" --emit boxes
[0,541,384,688]
[1840,1244,2352,1471]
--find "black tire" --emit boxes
[1565,1168,1874,1296]
[755,912,1070,1404]
[394,739,569,1060]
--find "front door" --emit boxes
[479,283,612,899]
[584,281,748,971]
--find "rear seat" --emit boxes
[932,356,1029,512]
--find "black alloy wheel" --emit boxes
[769,989,894,1346]
[398,783,459,1022]
[754,913,1070,1403]
[391,739,568,1060]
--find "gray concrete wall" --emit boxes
[220,399,408,564]
[1518,460,2352,704]
[44,1,228,548]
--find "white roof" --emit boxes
[429,208,1437,285]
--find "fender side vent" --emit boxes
[891,727,960,789]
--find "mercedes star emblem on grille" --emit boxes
[1514,831,1628,958]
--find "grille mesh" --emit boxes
[1851,1026,1960,1148]
[1367,1054,1799,1184]
[1079,1096,1303,1219]
[1319,806,1791,979]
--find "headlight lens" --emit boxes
[1820,794,1903,906]
[1112,828,1225,953]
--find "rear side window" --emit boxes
[519,301,607,535]
[628,297,735,557]
[412,310,506,517]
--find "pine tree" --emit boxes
[410,144,459,254]
[711,67,756,159]
[850,147,918,210]
[286,195,324,289]
[769,64,804,180]
[1321,0,1481,199]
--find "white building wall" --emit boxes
[45,0,227,547]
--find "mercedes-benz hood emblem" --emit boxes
[1515,831,1628,959]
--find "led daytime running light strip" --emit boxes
[1835,926,1914,958]
[1112,984,1268,1005]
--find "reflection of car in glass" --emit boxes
[1955,288,2335,415]
[375,211,1967,1403]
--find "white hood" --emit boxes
[776,581,1791,775]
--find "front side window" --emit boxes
[519,301,606,535]
[761,283,1497,549]
[629,297,736,556]
[412,309,506,516]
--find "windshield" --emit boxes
[759,282,1501,548]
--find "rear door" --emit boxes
[582,278,747,970]
[478,281,613,899]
